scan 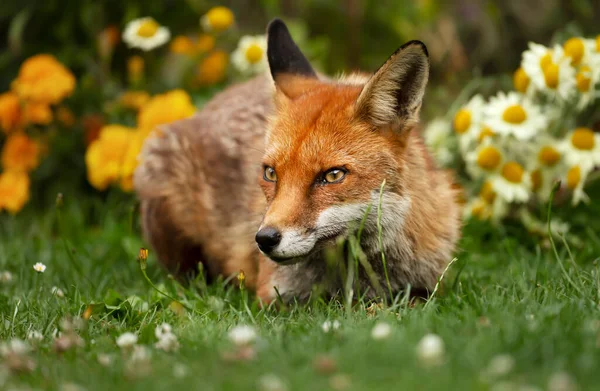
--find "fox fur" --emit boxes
[133,19,461,303]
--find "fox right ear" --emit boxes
[267,18,317,99]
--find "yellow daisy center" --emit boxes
[472,203,485,219]
[480,181,496,204]
[596,35,600,52]
[576,66,592,92]
[543,63,559,89]
[566,166,580,189]
[245,44,264,64]
[531,169,542,192]
[563,38,585,66]
[502,105,527,124]
[570,127,595,150]
[478,126,495,143]
[205,7,234,32]
[513,67,530,93]
[538,146,561,167]
[501,161,524,184]
[137,19,159,38]
[540,52,553,71]
[476,146,502,171]
[453,109,471,134]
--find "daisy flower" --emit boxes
[563,37,596,67]
[559,127,600,171]
[122,17,170,51]
[484,92,546,140]
[200,6,234,33]
[522,43,576,100]
[565,164,592,206]
[33,262,46,273]
[575,61,600,109]
[227,325,257,346]
[232,35,268,75]
[465,139,504,179]
[463,182,509,222]
[513,67,531,94]
[452,94,485,152]
[416,334,445,366]
[491,161,532,203]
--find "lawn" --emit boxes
[1,181,599,391]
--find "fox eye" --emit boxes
[263,166,277,182]
[323,168,346,184]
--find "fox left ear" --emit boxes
[355,41,430,129]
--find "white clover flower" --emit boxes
[416,333,445,365]
[371,322,392,340]
[522,43,576,100]
[484,92,547,141]
[130,345,151,363]
[27,330,43,342]
[122,17,170,52]
[97,353,112,367]
[490,161,532,204]
[483,354,515,379]
[154,332,180,352]
[116,332,138,348]
[33,262,46,273]
[452,94,486,153]
[559,127,600,171]
[173,363,189,379]
[0,271,13,283]
[228,325,257,346]
[232,35,268,75]
[51,286,65,298]
[321,320,341,333]
[423,119,454,166]
[258,373,288,391]
[154,323,173,340]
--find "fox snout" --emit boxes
[255,225,319,263]
[255,226,281,253]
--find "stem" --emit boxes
[376,180,393,302]
[139,264,195,313]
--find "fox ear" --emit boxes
[267,18,317,99]
[355,41,429,129]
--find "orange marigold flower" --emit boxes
[0,170,30,214]
[197,50,228,86]
[137,90,196,132]
[12,54,76,105]
[1,133,40,172]
[22,101,53,125]
[85,125,135,191]
[0,92,22,133]
[170,36,196,55]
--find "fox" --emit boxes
[133,19,461,303]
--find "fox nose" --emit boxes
[255,227,282,253]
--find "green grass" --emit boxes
[1,183,600,391]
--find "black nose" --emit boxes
[255,227,282,253]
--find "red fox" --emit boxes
[133,19,461,303]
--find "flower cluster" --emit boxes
[0,54,75,214]
[85,90,196,191]
[425,35,600,227]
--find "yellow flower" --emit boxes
[513,67,530,93]
[22,101,53,125]
[1,133,40,172]
[0,92,22,133]
[170,36,196,55]
[197,34,215,54]
[85,125,134,190]
[0,171,30,214]
[137,90,196,132]
[197,50,228,85]
[119,91,151,111]
[120,130,147,192]
[200,7,234,32]
[11,54,76,104]
[128,56,145,84]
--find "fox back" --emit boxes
[134,19,461,303]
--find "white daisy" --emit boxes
[122,17,170,52]
[564,37,596,67]
[565,164,592,206]
[232,35,268,75]
[423,118,454,166]
[513,67,532,95]
[116,332,138,348]
[491,161,532,203]
[227,325,257,346]
[33,262,46,273]
[416,334,445,366]
[559,127,600,171]
[522,43,576,100]
[463,182,509,222]
[484,92,546,140]
[452,94,485,153]
[575,60,600,109]
[371,322,392,340]
[465,139,505,179]
[528,139,563,201]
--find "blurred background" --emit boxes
[0,0,598,215]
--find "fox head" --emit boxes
[255,19,430,263]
